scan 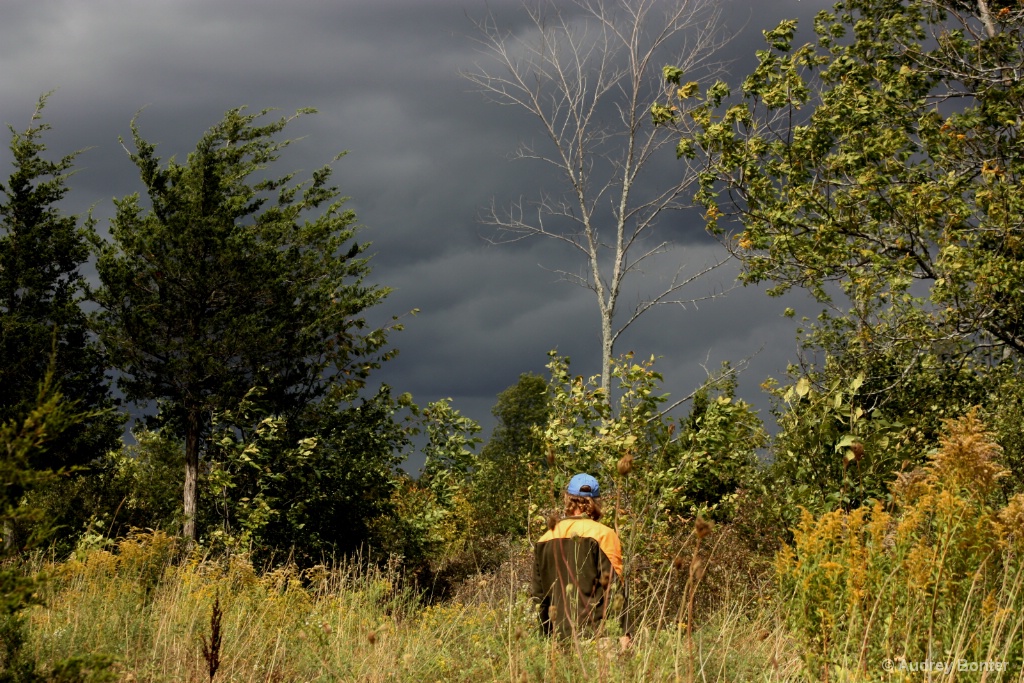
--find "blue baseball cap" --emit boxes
[567,473,600,498]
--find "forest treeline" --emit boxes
[3,0,1024,679]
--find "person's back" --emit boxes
[531,474,630,643]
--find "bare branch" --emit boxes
[612,254,734,344]
[465,0,729,390]
[653,349,757,421]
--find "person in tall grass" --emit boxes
[532,473,631,648]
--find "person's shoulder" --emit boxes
[537,517,620,543]
[571,517,619,540]
[596,521,620,541]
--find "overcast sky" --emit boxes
[1,0,834,458]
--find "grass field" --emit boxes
[14,415,1024,681]
[18,530,801,683]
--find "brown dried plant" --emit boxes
[199,594,223,682]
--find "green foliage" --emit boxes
[1,370,83,561]
[537,352,763,525]
[757,366,916,534]
[981,370,1024,496]
[777,411,1024,678]
[378,400,484,583]
[538,351,667,502]
[753,337,1013,535]
[659,0,1024,532]
[101,430,185,536]
[472,374,550,538]
[19,429,186,558]
[92,106,396,538]
[664,368,767,521]
[1,375,67,680]
[0,95,121,551]
[420,398,483,505]
[1,368,113,681]
[204,385,410,565]
[665,0,1024,379]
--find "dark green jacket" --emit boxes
[532,517,629,638]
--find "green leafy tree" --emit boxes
[205,386,411,565]
[658,0,1024,399]
[418,398,483,543]
[420,398,484,500]
[665,368,766,520]
[656,0,1024,505]
[472,373,550,538]
[538,351,761,524]
[370,400,483,583]
[93,107,395,541]
[46,429,186,546]
[0,96,120,547]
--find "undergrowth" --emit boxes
[11,411,1024,682]
[18,529,793,682]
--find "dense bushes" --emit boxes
[778,411,1024,677]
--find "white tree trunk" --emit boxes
[183,411,200,543]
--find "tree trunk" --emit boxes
[183,411,200,543]
[600,311,614,395]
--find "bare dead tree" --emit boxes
[465,0,730,392]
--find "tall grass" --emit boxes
[17,411,1024,681]
[20,529,795,682]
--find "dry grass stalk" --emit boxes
[199,593,223,682]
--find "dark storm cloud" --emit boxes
[0,0,832,444]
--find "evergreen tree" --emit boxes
[93,107,395,541]
[0,95,120,520]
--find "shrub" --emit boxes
[777,410,1024,679]
[534,352,767,629]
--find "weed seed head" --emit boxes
[546,513,559,531]
[851,442,864,462]
[672,555,685,572]
[695,517,712,539]
[546,443,555,466]
[368,630,377,645]
[617,453,634,476]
